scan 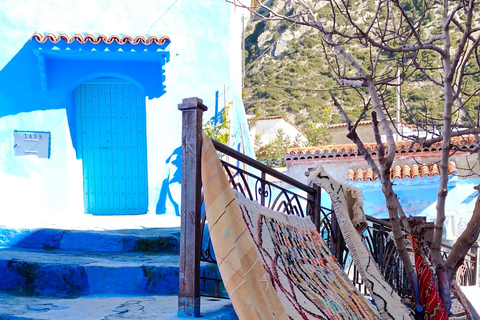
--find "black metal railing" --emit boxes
[343,216,478,299]
[178,97,478,317]
[211,139,334,241]
[198,139,335,295]
[441,243,478,286]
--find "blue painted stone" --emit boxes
[0,260,89,297]
[85,265,148,295]
[1,228,181,254]
[59,232,136,253]
[0,228,224,298]
[12,229,63,250]
[143,265,179,295]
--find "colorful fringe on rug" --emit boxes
[201,134,380,320]
[308,165,412,320]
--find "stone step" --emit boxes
[0,228,180,254]
[0,247,225,298]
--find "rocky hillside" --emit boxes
[242,0,447,134]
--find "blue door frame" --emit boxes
[75,78,148,215]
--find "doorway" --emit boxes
[75,78,148,215]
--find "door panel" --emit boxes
[76,80,148,215]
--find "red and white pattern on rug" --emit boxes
[236,192,381,320]
[411,236,448,320]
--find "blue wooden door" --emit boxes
[75,79,148,215]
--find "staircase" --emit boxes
[0,227,233,319]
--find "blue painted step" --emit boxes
[0,227,226,298]
[0,228,180,253]
[0,247,225,298]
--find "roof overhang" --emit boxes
[30,32,171,98]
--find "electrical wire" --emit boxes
[146,0,179,33]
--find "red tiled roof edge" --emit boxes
[285,135,476,160]
[346,162,457,182]
[328,119,414,129]
[31,32,170,46]
[328,120,373,129]
[251,116,283,121]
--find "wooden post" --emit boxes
[471,242,478,286]
[331,210,346,265]
[178,97,207,317]
[305,168,321,232]
[308,184,321,231]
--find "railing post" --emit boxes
[308,184,321,231]
[306,168,321,232]
[331,210,346,265]
[178,97,207,317]
[472,242,478,286]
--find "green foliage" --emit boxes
[303,36,317,48]
[242,0,449,134]
[266,21,273,31]
[255,129,292,167]
[203,101,232,145]
[401,0,414,12]
[304,122,332,146]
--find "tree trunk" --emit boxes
[445,184,480,277]
[367,84,421,311]
[430,1,455,311]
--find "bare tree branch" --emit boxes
[236,0,480,312]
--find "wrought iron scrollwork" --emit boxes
[197,139,477,301]
[199,141,334,268]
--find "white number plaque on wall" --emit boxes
[13,131,51,159]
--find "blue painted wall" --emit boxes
[318,173,479,240]
[348,175,457,219]
[0,1,252,226]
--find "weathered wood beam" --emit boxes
[178,97,207,317]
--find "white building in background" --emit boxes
[249,116,308,147]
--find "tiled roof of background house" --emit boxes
[346,162,457,181]
[327,119,414,129]
[327,120,373,129]
[31,32,170,46]
[285,136,476,161]
[254,116,283,121]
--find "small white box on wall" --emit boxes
[13,131,51,159]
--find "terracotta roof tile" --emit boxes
[328,120,373,129]
[411,164,420,178]
[448,161,456,174]
[285,135,477,161]
[420,164,429,177]
[365,167,376,180]
[254,116,283,121]
[401,165,411,179]
[31,32,170,46]
[347,162,457,181]
[328,119,415,129]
